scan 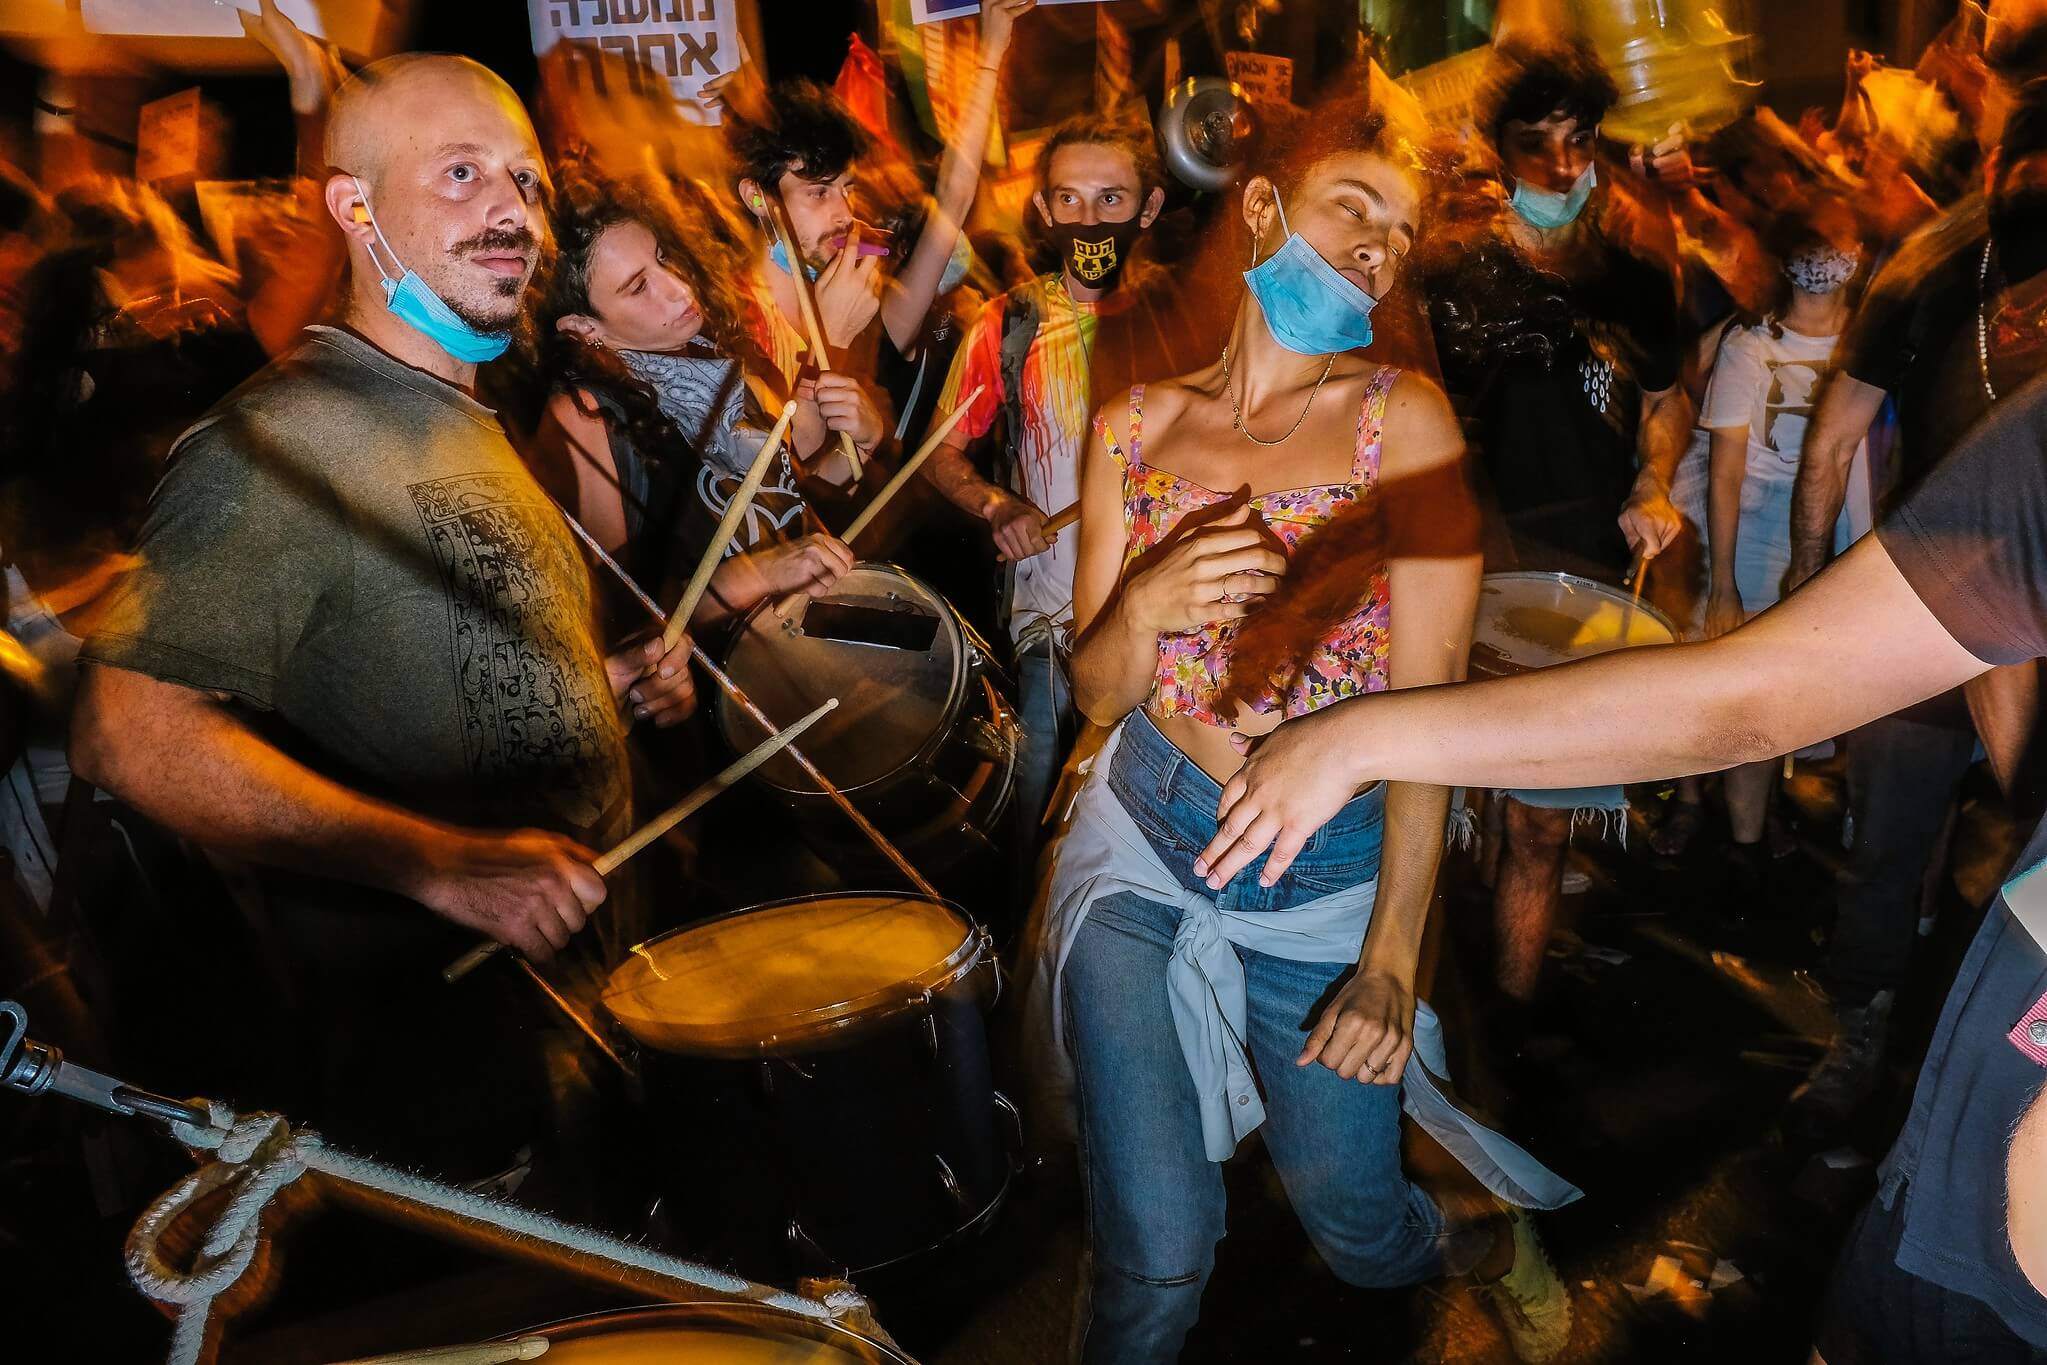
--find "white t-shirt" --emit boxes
[1689,321,1872,540]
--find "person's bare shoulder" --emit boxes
[1376,366,1463,473]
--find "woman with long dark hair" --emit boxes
[527,157,865,632]
[1045,94,1579,1363]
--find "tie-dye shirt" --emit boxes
[936,274,1146,643]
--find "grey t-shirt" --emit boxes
[84,325,628,842]
[80,327,634,1166]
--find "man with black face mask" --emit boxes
[1781,76,2047,1143]
[922,114,1204,901]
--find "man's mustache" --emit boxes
[453,227,538,256]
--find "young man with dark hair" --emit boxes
[726,1,1033,430]
[1429,38,1690,1010]
[920,113,1205,889]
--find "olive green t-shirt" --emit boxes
[80,326,631,1166]
[84,325,628,840]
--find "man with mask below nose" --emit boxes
[67,55,694,1179]
[1776,76,2047,1143]
[1424,39,1690,1021]
[921,114,1208,900]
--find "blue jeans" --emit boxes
[1014,637,1075,836]
[1062,713,1456,1364]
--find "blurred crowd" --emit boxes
[4,0,2047,1361]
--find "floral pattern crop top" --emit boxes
[1095,367,1397,728]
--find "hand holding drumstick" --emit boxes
[442,700,838,982]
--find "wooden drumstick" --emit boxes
[1043,502,1080,537]
[1622,549,1654,637]
[663,400,798,651]
[842,384,986,544]
[442,699,837,983]
[767,197,862,480]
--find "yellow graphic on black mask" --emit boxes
[1072,235,1118,282]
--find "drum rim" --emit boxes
[1475,569,1681,642]
[716,562,970,800]
[507,1299,918,1362]
[602,890,986,1057]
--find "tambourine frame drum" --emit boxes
[604,894,1017,1278]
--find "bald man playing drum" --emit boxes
[69,56,691,1174]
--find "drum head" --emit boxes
[717,564,965,795]
[1471,572,1677,673]
[520,1302,914,1363]
[604,894,980,1056]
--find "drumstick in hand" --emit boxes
[1622,550,1654,635]
[1043,502,1080,538]
[664,400,798,650]
[443,698,838,983]
[768,198,862,480]
[842,385,986,544]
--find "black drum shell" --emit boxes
[628,962,1009,1279]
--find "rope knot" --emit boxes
[218,1112,294,1167]
[126,1106,313,1365]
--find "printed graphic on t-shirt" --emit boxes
[409,471,616,825]
[697,452,805,555]
[1761,359,1828,455]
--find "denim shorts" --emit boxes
[1107,710,1385,907]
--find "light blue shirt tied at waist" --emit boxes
[1040,721,1583,1209]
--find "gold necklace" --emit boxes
[1221,344,1335,447]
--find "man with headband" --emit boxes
[921,113,1207,898]
[68,56,693,1176]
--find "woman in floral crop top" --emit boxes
[1046,95,1572,1364]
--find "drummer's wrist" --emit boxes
[1627,469,1672,502]
[975,484,1020,523]
[378,814,465,906]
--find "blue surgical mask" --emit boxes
[352,177,512,364]
[1242,193,1379,356]
[768,237,820,282]
[1509,162,1596,230]
[940,227,975,294]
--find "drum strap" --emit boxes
[126,1099,872,1365]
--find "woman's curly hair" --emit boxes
[525,151,753,463]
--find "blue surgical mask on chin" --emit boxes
[1242,193,1380,356]
[768,237,821,282]
[1509,162,1596,230]
[351,178,512,364]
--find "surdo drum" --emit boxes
[715,564,1017,867]
[603,894,1016,1276]
[1468,571,1679,679]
